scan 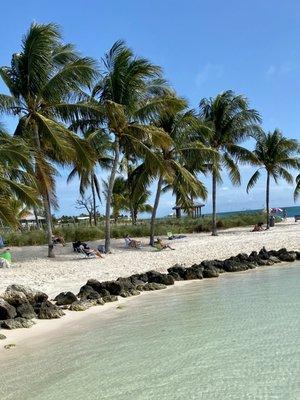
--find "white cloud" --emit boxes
[195,63,223,86]
[266,62,296,78]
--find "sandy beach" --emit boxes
[0,218,299,297]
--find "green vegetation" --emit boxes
[3,213,267,246]
[0,23,299,254]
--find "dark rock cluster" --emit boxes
[0,247,299,332]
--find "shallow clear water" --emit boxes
[1,263,300,400]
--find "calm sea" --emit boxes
[1,263,300,400]
[217,205,300,218]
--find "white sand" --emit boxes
[0,219,299,351]
[0,218,299,298]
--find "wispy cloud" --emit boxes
[266,62,296,78]
[196,63,223,86]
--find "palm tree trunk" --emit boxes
[33,123,54,257]
[33,207,41,229]
[91,174,97,226]
[211,170,218,236]
[105,138,120,253]
[149,175,163,246]
[266,171,270,229]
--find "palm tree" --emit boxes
[68,129,112,226]
[294,174,300,201]
[0,23,98,256]
[145,96,210,245]
[0,127,38,226]
[199,90,262,235]
[92,40,171,252]
[247,129,300,228]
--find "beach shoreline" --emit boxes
[0,219,299,352]
[1,219,299,297]
[1,261,298,355]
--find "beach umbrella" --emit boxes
[271,207,283,213]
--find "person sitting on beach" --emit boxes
[78,244,104,258]
[155,238,175,250]
[0,248,12,268]
[252,222,264,232]
[124,234,141,249]
[52,234,66,246]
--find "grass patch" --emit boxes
[2,212,269,246]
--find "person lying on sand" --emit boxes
[252,222,264,232]
[124,234,141,249]
[155,238,175,250]
[52,234,66,246]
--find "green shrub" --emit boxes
[2,212,266,246]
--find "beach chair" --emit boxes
[79,247,96,259]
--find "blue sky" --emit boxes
[1,0,300,216]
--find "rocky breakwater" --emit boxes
[0,247,299,336]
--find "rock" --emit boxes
[185,265,203,280]
[0,333,7,339]
[69,300,97,311]
[167,264,187,280]
[16,303,36,319]
[259,247,270,260]
[37,301,65,319]
[269,256,281,263]
[101,281,124,295]
[133,273,148,283]
[295,251,300,260]
[78,285,101,300]
[102,295,118,302]
[96,298,105,306]
[116,277,134,291]
[146,271,175,285]
[1,318,35,329]
[201,260,217,269]
[142,283,167,291]
[54,292,77,305]
[278,251,297,262]
[202,267,219,278]
[5,284,48,305]
[129,275,146,286]
[129,289,140,296]
[2,290,28,307]
[0,299,17,320]
[4,344,16,349]
[223,259,247,272]
[120,291,131,298]
[85,279,103,293]
[236,253,249,262]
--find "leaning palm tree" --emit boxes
[143,95,210,245]
[92,40,172,252]
[199,90,262,235]
[0,128,38,226]
[0,23,98,256]
[247,129,300,228]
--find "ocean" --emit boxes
[1,263,300,400]
[216,205,300,218]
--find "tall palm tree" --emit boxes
[199,90,261,235]
[0,23,98,256]
[92,40,171,252]
[144,96,210,245]
[247,129,300,228]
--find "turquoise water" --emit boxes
[1,263,300,400]
[213,205,300,218]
